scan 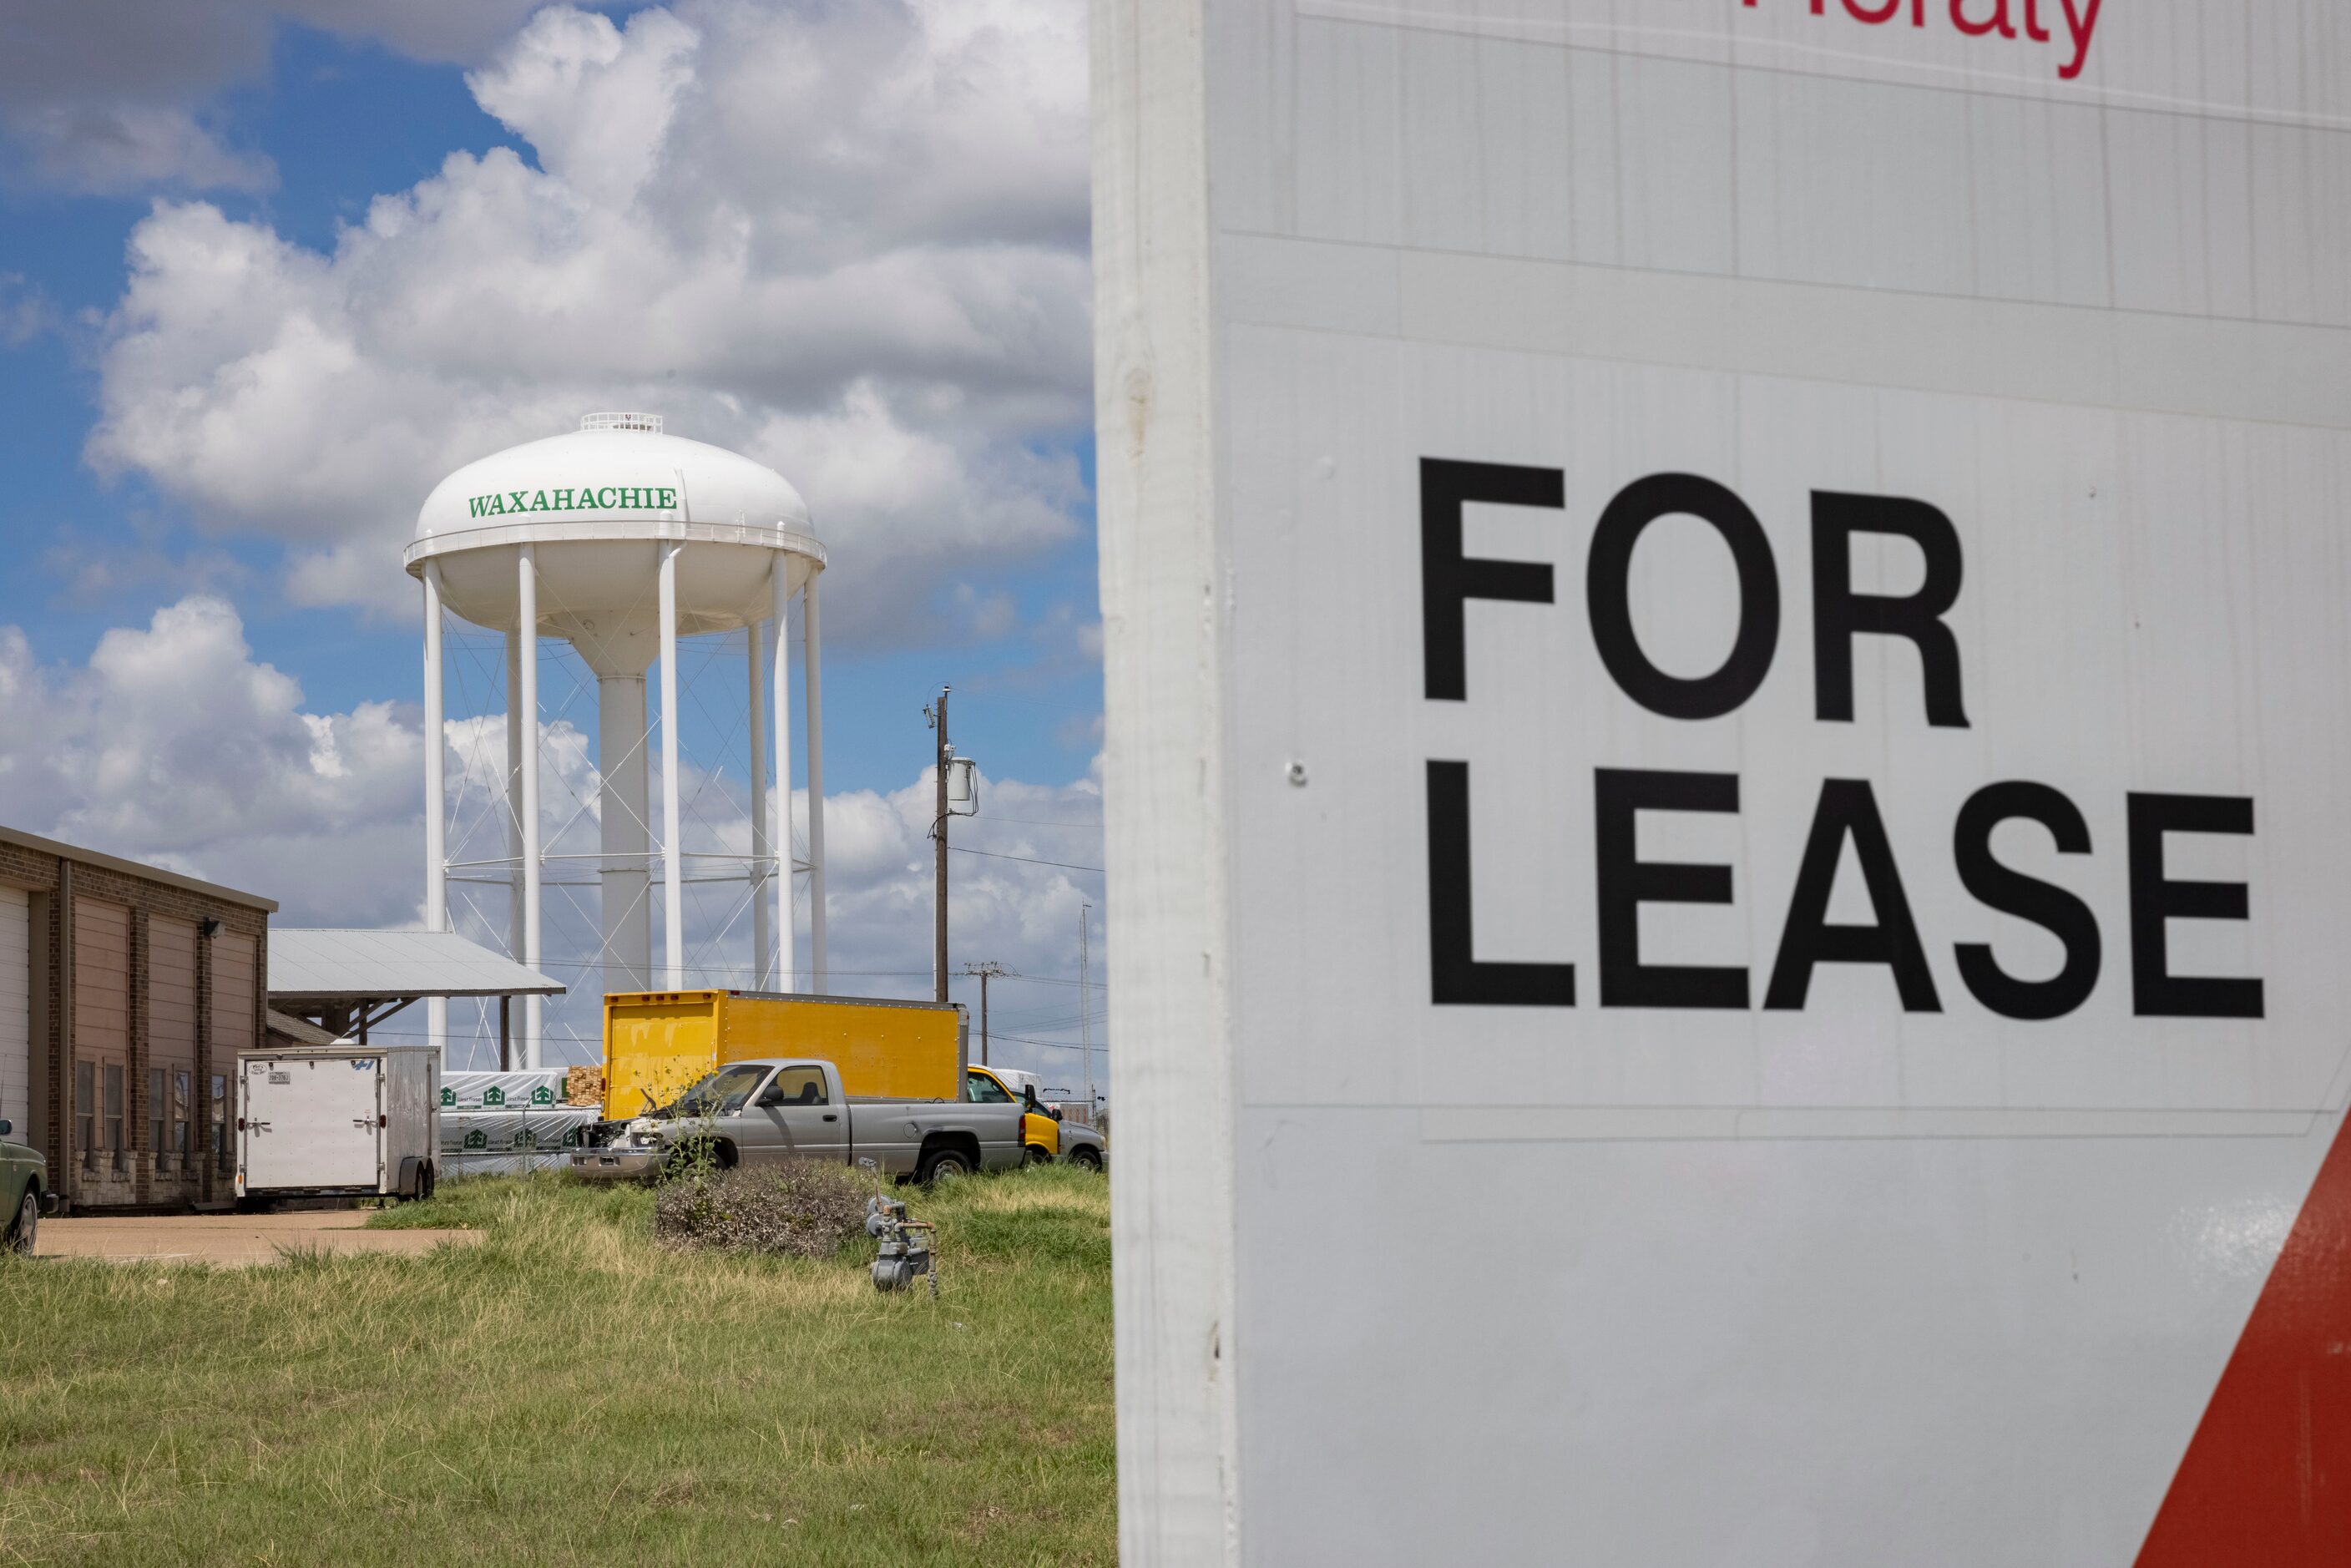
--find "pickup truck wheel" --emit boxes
[10,1187,38,1254]
[918,1147,974,1185]
[1067,1146,1103,1171]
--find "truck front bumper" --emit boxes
[569,1146,665,1183]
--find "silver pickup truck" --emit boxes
[569,1057,1026,1185]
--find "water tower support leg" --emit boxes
[747,620,769,991]
[518,545,543,1069]
[504,629,524,961]
[422,560,448,1064]
[803,570,827,994]
[659,543,685,989]
[772,558,793,994]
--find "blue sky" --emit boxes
[0,17,1100,797]
[0,1,1105,1082]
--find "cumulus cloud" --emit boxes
[0,598,1105,1075]
[84,0,1091,643]
[6,104,275,195]
[0,1,587,195]
[0,597,422,924]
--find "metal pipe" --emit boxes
[803,569,827,993]
[659,542,685,989]
[518,544,543,1070]
[422,560,447,1062]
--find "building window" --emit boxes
[104,1064,124,1174]
[174,1070,191,1170]
[152,1068,169,1173]
[212,1075,230,1175]
[76,1060,94,1171]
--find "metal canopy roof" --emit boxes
[268,928,565,1004]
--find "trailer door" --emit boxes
[243,1057,379,1189]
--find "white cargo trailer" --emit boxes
[236,1047,439,1203]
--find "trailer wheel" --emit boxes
[415,1161,436,1203]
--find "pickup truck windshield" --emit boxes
[671,1064,771,1118]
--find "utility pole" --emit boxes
[925,686,950,1003]
[962,960,1009,1065]
[1079,900,1095,1114]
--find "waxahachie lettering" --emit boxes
[1419,458,2263,1023]
[465,484,680,518]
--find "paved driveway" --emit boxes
[33,1211,483,1267]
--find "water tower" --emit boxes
[404,412,829,1065]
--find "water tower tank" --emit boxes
[404,413,830,1065]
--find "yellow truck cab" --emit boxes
[967,1065,1058,1164]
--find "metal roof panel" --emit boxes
[268,928,565,1001]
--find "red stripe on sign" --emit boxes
[2136,1110,2351,1564]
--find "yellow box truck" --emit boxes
[602,992,965,1120]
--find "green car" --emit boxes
[2,1118,49,1255]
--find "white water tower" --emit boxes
[405,412,829,1065]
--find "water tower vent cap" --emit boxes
[580,412,664,433]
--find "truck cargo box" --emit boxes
[603,991,966,1120]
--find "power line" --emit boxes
[989,1030,1110,1055]
[949,844,1105,874]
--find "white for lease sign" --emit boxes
[1096,3,2351,1564]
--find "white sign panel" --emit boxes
[1096,2,2351,1564]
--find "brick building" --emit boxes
[0,825,274,1211]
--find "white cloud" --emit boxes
[0,275,55,346]
[8,104,276,195]
[0,1,577,195]
[0,598,1106,1076]
[0,597,421,925]
[85,0,1092,645]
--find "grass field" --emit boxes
[0,1168,1115,1565]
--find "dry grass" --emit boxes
[652,1158,875,1258]
[0,1168,1114,1565]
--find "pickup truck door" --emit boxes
[748,1065,847,1164]
[963,1070,1030,1171]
